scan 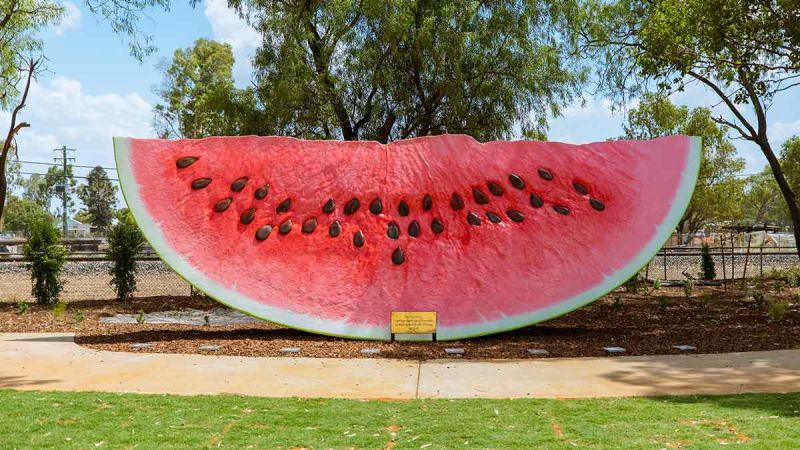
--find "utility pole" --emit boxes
[53,146,76,236]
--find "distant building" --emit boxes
[53,218,91,238]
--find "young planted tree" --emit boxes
[579,0,800,257]
[76,166,116,231]
[230,0,584,142]
[700,243,716,280]
[22,218,66,304]
[106,214,145,301]
[622,93,746,242]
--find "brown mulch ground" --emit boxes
[1,283,799,360]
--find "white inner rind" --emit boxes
[114,136,701,341]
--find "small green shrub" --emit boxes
[658,295,669,310]
[751,290,766,308]
[767,299,790,322]
[682,277,694,299]
[612,296,623,312]
[73,309,85,323]
[774,280,787,294]
[701,294,711,309]
[624,275,643,293]
[51,301,66,318]
[699,244,716,280]
[652,277,662,291]
[22,219,66,305]
[136,309,146,324]
[106,217,145,302]
[16,301,29,314]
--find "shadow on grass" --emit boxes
[653,391,800,418]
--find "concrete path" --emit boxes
[2,333,800,399]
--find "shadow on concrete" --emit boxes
[10,335,74,343]
[0,374,60,388]
[76,327,345,345]
[601,353,800,414]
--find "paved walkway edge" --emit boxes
[2,333,800,399]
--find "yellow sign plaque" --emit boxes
[391,311,437,335]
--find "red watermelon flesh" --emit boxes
[114,134,700,340]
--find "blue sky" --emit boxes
[6,0,800,203]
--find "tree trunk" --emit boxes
[759,139,800,259]
[0,157,6,227]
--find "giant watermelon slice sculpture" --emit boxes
[114,134,700,340]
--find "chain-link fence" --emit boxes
[2,246,799,302]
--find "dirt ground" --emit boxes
[1,280,798,360]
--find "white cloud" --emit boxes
[203,0,260,85]
[0,75,153,205]
[52,2,82,35]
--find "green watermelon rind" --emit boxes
[114,135,701,341]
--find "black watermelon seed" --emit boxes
[392,247,405,265]
[387,221,400,239]
[329,220,342,237]
[553,205,570,215]
[573,181,588,195]
[276,198,291,213]
[398,200,410,216]
[231,177,248,192]
[214,198,233,213]
[530,194,544,208]
[344,198,360,215]
[431,218,445,234]
[467,211,482,226]
[538,168,554,181]
[450,193,464,211]
[507,210,524,222]
[509,173,525,189]
[590,198,605,211]
[472,188,489,205]
[369,198,383,215]
[279,219,292,234]
[255,224,273,241]
[353,230,365,248]
[254,184,270,199]
[408,220,420,237]
[322,198,335,214]
[422,194,433,211]
[191,178,212,190]
[176,157,198,168]
[486,212,502,223]
[487,181,504,196]
[240,208,256,225]
[301,217,317,234]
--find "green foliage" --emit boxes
[106,218,145,302]
[234,0,584,142]
[699,244,716,280]
[751,290,766,309]
[16,300,28,314]
[20,165,76,216]
[76,166,116,232]
[682,277,694,299]
[1,195,51,233]
[611,295,622,312]
[72,309,85,323]
[774,281,786,294]
[22,218,65,305]
[623,274,642,293]
[153,38,262,139]
[622,94,745,238]
[51,301,66,318]
[135,309,145,324]
[658,295,668,310]
[652,277,661,291]
[767,299,789,323]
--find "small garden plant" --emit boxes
[767,299,789,323]
[106,213,145,302]
[16,300,29,314]
[699,243,716,280]
[22,219,66,305]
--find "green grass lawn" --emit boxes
[0,390,798,449]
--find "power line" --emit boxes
[18,171,120,182]
[16,159,117,171]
